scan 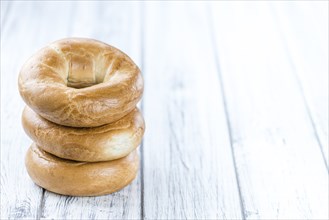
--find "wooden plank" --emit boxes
[142,2,243,219]
[272,1,329,167]
[0,2,48,219]
[211,2,328,219]
[40,2,142,219]
[0,1,11,28]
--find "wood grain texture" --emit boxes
[142,2,243,219]
[272,1,329,167]
[1,2,46,219]
[1,1,328,219]
[211,2,328,219]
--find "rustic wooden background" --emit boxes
[1,1,328,219]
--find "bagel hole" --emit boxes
[66,55,98,88]
[65,54,117,89]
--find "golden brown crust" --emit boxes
[25,144,139,196]
[22,106,145,162]
[18,38,143,127]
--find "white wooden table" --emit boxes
[1,1,328,219]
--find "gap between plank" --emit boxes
[36,189,45,220]
[140,2,145,219]
[269,4,329,172]
[207,4,247,220]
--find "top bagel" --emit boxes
[18,38,143,127]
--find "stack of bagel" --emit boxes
[18,38,145,196]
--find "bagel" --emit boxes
[18,38,143,127]
[22,106,144,162]
[25,143,139,196]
